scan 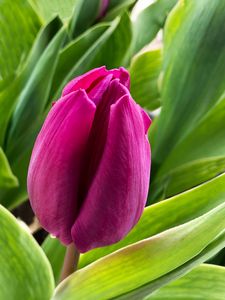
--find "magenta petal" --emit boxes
[62,67,108,97]
[98,0,110,18]
[27,90,96,244]
[71,95,151,252]
[141,109,152,134]
[88,74,113,105]
[62,67,130,98]
[110,67,130,89]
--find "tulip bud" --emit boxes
[98,0,110,18]
[27,67,151,253]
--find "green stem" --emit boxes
[60,243,80,282]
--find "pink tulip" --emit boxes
[27,67,151,253]
[98,0,110,18]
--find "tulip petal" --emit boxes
[98,0,110,18]
[62,67,130,97]
[62,67,108,97]
[27,90,96,244]
[141,109,152,134]
[78,79,130,202]
[110,67,130,89]
[72,94,151,252]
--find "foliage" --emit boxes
[0,0,225,299]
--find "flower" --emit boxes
[98,0,110,18]
[27,66,151,253]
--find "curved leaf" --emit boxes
[0,205,54,300]
[51,13,132,101]
[148,264,225,300]
[0,148,18,188]
[130,48,162,110]
[153,0,225,163]
[43,174,225,281]
[0,0,41,91]
[0,17,62,146]
[53,202,225,299]
[131,0,177,54]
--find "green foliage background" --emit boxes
[0,0,225,299]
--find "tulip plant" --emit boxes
[1,0,225,299]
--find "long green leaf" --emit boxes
[6,27,67,154]
[53,202,225,299]
[104,0,136,21]
[49,23,110,100]
[51,13,132,101]
[151,88,225,199]
[72,0,101,37]
[117,231,225,299]
[79,173,225,268]
[131,0,177,54]
[31,0,79,22]
[0,26,67,209]
[0,17,62,146]
[158,95,225,175]
[152,0,225,164]
[0,148,18,188]
[0,205,54,299]
[130,48,162,110]
[0,0,41,91]
[148,264,225,300]
[150,156,225,200]
[43,174,225,281]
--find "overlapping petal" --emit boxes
[28,90,96,244]
[72,94,151,252]
[28,67,151,252]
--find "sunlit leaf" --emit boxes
[148,264,225,300]
[0,205,54,299]
[53,202,225,299]
[0,0,41,91]
[130,48,162,110]
[0,148,18,188]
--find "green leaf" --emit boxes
[150,156,225,200]
[104,0,136,21]
[148,264,225,300]
[0,17,63,147]
[44,174,225,281]
[0,148,18,188]
[131,0,177,54]
[0,0,41,91]
[151,82,225,199]
[72,0,101,37]
[152,0,225,164]
[116,232,225,299]
[31,0,79,23]
[0,24,67,209]
[0,205,54,299]
[51,13,132,101]
[158,95,225,174]
[79,173,225,268]
[42,236,66,284]
[50,23,110,100]
[109,0,135,9]
[6,27,67,154]
[130,48,162,110]
[53,202,225,299]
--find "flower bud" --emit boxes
[27,67,151,253]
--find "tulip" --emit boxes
[27,66,151,253]
[98,0,110,18]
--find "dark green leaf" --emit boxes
[131,0,177,54]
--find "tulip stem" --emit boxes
[60,243,80,282]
